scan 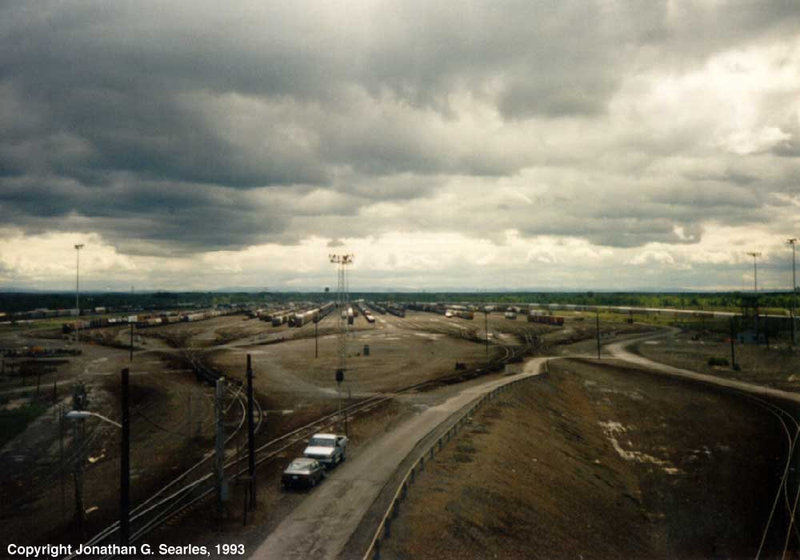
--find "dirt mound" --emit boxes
[381,359,788,559]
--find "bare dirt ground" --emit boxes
[380,359,788,559]
[0,309,568,552]
[0,346,218,548]
[4,308,722,559]
[634,330,800,393]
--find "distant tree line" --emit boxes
[1,290,796,315]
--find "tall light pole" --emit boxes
[66,368,129,546]
[789,239,798,345]
[747,251,762,344]
[330,254,353,434]
[747,251,761,293]
[74,244,84,346]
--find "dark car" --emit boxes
[281,457,325,489]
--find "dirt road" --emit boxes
[249,358,548,559]
[606,333,800,404]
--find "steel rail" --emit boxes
[66,320,540,559]
[63,353,259,559]
[744,392,800,559]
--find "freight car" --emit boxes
[386,305,405,318]
[527,313,564,326]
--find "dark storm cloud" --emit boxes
[0,0,799,254]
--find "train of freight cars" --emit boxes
[527,313,565,326]
[62,309,232,333]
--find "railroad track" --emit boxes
[746,392,800,559]
[66,326,539,559]
[64,352,263,560]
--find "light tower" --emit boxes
[747,251,762,344]
[788,238,798,345]
[747,251,762,293]
[329,254,354,426]
[74,244,84,345]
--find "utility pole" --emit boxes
[484,308,489,363]
[596,310,601,359]
[71,383,88,537]
[246,355,256,510]
[59,404,66,521]
[215,377,227,518]
[120,368,130,546]
[789,238,798,345]
[314,316,319,359]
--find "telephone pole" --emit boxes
[120,368,130,546]
[246,355,256,510]
[483,308,489,363]
[595,309,601,359]
[215,378,227,517]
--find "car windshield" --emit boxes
[288,459,311,470]
[309,437,335,447]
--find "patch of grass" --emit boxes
[453,452,475,463]
[456,439,476,454]
[0,401,49,447]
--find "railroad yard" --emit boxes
[0,300,798,559]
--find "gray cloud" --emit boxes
[1,0,799,256]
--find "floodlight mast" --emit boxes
[74,244,84,346]
[747,251,761,293]
[329,254,353,430]
[788,238,798,345]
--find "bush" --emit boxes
[708,357,729,367]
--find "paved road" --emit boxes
[605,332,800,405]
[250,357,548,560]
[250,329,800,559]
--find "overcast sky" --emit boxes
[1,1,799,292]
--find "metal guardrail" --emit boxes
[362,362,548,560]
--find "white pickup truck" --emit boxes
[303,433,348,467]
